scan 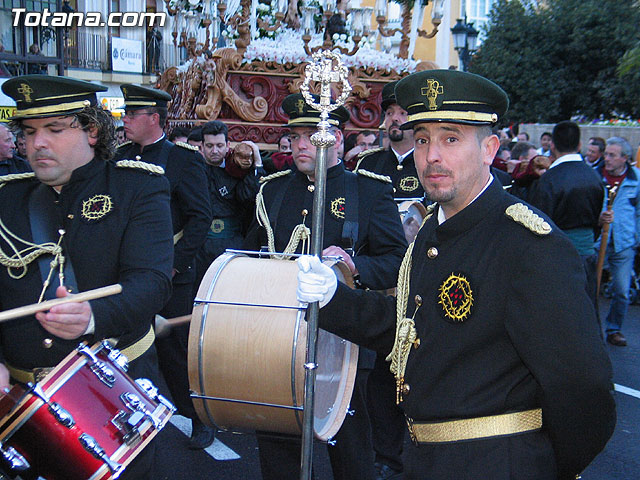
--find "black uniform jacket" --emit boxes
[0,159,174,370]
[207,163,262,231]
[244,162,408,290]
[357,148,424,199]
[527,160,604,231]
[115,138,211,282]
[0,155,31,176]
[319,178,616,479]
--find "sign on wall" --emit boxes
[112,37,142,73]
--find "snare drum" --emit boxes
[0,341,174,480]
[188,253,358,441]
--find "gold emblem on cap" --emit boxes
[296,99,306,115]
[439,273,473,322]
[421,79,443,111]
[330,197,346,219]
[122,87,128,96]
[399,176,420,192]
[18,84,34,103]
[82,194,113,221]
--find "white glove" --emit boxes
[297,255,338,308]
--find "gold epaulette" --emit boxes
[0,172,36,183]
[354,147,385,171]
[505,203,552,235]
[357,168,392,184]
[175,141,200,152]
[115,159,165,175]
[357,146,385,159]
[259,169,292,184]
[117,141,132,148]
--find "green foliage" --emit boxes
[470,0,640,124]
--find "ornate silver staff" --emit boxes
[299,50,351,480]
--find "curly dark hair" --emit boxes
[10,105,117,162]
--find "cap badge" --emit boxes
[18,84,34,103]
[122,87,128,96]
[421,79,443,111]
[438,272,473,322]
[81,194,113,221]
[296,99,306,115]
[330,197,346,219]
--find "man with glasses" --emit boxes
[115,84,214,449]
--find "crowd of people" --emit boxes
[0,68,629,480]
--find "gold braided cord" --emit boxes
[0,182,66,301]
[0,172,36,183]
[356,169,392,184]
[385,213,431,403]
[255,170,295,258]
[115,159,165,175]
[386,240,416,378]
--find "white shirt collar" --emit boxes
[391,147,414,164]
[437,175,494,225]
[549,153,582,169]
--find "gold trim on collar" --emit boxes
[16,100,91,117]
[288,117,339,126]
[408,110,497,123]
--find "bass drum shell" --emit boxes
[188,253,358,441]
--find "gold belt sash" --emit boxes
[406,408,542,444]
[7,326,155,385]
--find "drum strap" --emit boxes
[268,173,294,237]
[155,138,174,171]
[342,171,359,252]
[29,184,78,301]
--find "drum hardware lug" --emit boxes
[111,410,143,446]
[78,433,122,476]
[48,402,75,428]
[303,362,317,371]
[120,392,160,429]
[327,438,336,446]
[135,378,176,413]
[0,445,30,472]
[101,341,129,373]
[346,407,355,416]
[77,345,116,387]
[27,382,50,403]
[326,406,333,414]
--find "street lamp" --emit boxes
[451,17,478,71]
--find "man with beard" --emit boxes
[356,81,424,200]
[296,70,615,480]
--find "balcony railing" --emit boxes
[65,30,107,70]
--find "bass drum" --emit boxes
[188,253,358,441]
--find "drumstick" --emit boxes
[0,284,122,323]
[155,314,191,338]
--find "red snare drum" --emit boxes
[0,341,174,480]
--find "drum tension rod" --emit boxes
[77,344,116,388]
[28,382,75,429]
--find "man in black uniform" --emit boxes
[114,84,213,449]
[0,75,174,479]
[195,120,264,287]
[356,81,423,200]
[527,121,604,310]
[297,70,616,480]
[244,93,408,480]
